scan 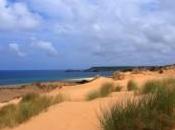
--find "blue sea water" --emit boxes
[0,70,112,85]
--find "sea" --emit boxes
[0,70,113,86]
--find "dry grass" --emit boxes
[86,83,114,101]
[141,78,175,94]
[0,93,63,129]
[100,78,175,130]
[86,91,100,101]
[114,85,122,92]
[127,80,138,91]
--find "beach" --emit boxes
[0,66,175,130]
[1,0,175,129]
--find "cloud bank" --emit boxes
[1,0,175,69]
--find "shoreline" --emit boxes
[0,77,95,103]
[0,77,95,88]
[64,77,95,82]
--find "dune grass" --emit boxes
[114,85,122,92]
[86,83,114,101]
[100,78,175,130]
[0,93,63,129]
[100,83,114,97]
[141,78,175,94]
[141,80,164,94]
[127,80,138,91]
[86,91,100,101]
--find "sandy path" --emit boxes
[10,101,100,130]
[8,94,134,130]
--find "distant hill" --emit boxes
[65,69,82,72]
[83,66,135,72]
[65,64,175,72]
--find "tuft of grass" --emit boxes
[21,93,39,102]
[0,104,18,128]
[142,80,164,94]
[0,93,63,129]
[100,79,175,130]
[86,82,114,101]
[141,78,175,94]
[114,85,122,92]
[86,90,99,101]
[127,80,138,91]
[100,83,113,97]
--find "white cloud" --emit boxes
[54,24,76,34]
[43,0,175,64]
[9,43,26,57]
[2,0,175,65]
[0,0,40,30]
[31,41,58,56]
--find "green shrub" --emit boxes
[127,80,138,91]
[100,80,175,130]
[0,93,63,128]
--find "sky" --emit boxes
[0,0,175,70]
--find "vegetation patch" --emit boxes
[141,80,164,94]
[114,85,122,92]
[86,90,100,101]
[100,78,175,130]
[127,80,138,91]
[86,83,114,101]
[141,78,175,94]
[100,83,114,97]
[0,93,63,129]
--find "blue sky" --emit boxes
[0,0,175,70]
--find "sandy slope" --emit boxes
[10,101,100,130]
[7,95,134,130]
[3,69,175,130]
[48,77,116,101]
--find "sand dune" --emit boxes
[48,77,116,101]
[9,101,100,130]
[3,69,175,130]
[8,96,134,130]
